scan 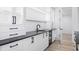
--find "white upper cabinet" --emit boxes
[36,7,51,13]
[0,7,24,25]
[0,7,13,13]
[14,7,24,25]
[25,7,48,22]
[0,7,25,40]
[0,7,13,25]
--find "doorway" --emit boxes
[47,7,74,51]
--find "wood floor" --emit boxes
[47,33,75,51]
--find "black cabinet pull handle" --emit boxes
[12,16,16,24]
[31,37,34,43]
[9,33,18,36]
[12,16,14,24]
[9,27,18,30]
[10,44,18,48]
[15,16,16,24]
[46,32,47,37]
[43,33,44,38]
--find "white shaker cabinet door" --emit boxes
[40,33,49,51]
[0,7,24,25]
[36,7,51,13]
[14,7,24,25]
[34,34,43,51]
[29,35,43,51]
[29,36,37,51]
[25,7,46,22]
[44,32,49,49]
[17,38,31,51]
[31,33,49,51]
[33,33,48,51]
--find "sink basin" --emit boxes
[38,30,46,31]
[36,30,45,34]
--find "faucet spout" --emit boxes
[36,24,40,32]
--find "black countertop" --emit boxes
[0,30,49,46]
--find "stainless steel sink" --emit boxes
[38,30,45,31]
[36,30,46,34]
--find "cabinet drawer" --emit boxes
[0,24,25,32]
[0,25,10,32]
[9,24,25,31]
[0,25,25,40]
[0,32,11,40]
[9,25,25,36]
[9,31,25,37]
[0,38,31,51]
[0,41,19,51]
[0,30,25,40]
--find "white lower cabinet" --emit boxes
[29,35,43,51]
[30,33,49,51]
[28,36,36,51]
[31,32,49,51]
[34,34,43,51]
[17,38,31,51]
[44,32,49,49]
[0,32,49,51]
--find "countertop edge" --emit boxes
[0,30,49,46]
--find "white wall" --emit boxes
[53,8,59,28]
[62,16,72,34]
[53,8,62,29]
[72,7,79,43]
[72,8,79,31]
[24,21,47,32]
[24,7,51,32]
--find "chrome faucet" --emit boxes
[36,24,40,32]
